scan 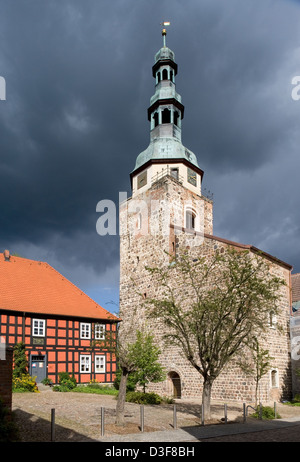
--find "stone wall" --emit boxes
[119,175,292,403]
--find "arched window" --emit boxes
[162,108,171,124]
[157,72,161,83]
[170,70,174,82]
[153,112,159,127]
[271,369,279,388]
[186,210,196,230]
[162,69,168,80]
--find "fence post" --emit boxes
[140,405,144,432]
[201,403,205,426]
[243,403,246,423]
[274,402,277,419]
[51,408,55,442]
[101,407,105,436]
[224,403,227,424]
[173,404,177,429]
[259,402,263,420]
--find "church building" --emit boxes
[119,28,293,402]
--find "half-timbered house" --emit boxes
[0,250,119,384]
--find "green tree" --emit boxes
[129,330,165,393]
[91,319,164,426]
[145,248,284,420]
[238,336,275,406]
[13,342,28,378]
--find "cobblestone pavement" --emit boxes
[11,389,300,442]
[199,423,300,442]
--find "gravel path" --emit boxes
[11,389,300,442]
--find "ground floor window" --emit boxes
[80,355,91,373]
[95,355,106,373]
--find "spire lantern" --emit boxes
[130,27,203,196]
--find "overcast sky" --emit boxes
[1,0,300,314]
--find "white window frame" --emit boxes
[95,323,106,340]
[95,355,106,373]
[32,319,46,337]
[80,322,91,339]
[80,355,91,373]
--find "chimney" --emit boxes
[4,250,10,261]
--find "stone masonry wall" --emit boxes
[119,175,292,403]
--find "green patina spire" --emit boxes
[132,24,199,174]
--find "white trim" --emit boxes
[95,323,106,340]
[80,322,91,339]
[80,355,91,373]
[95,355,106,373]
[32,318,46,337]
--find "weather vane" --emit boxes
[160,21,170,47]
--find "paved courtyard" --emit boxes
[11,389,300,442]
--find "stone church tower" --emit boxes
[119,28,293,402]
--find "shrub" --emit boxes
[13,374,39,393]
[53,372,77,392]
[126,391,162,405]
[41,377,53,386]
[251,406,281,420]
[73,384,118,395]
[13,343,28,378]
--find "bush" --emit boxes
[53,372,77,392]
[126,391,162,405]
[251,406,281,420]
[73,384,118,395]
[41,377,53,386]
[12,374,39,393]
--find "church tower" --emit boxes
[119,26,214,397]
[119,26,292,402]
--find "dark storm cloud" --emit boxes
[0,0,300,305]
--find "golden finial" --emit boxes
[160,21,170,47]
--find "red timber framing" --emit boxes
[0,251,119,385]
[0,311,117,385]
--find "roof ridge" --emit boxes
[42,261,118,320]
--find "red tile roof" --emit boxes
[0,251,119,321]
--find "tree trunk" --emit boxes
[115,368,129,426]
[202,379,213,420]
